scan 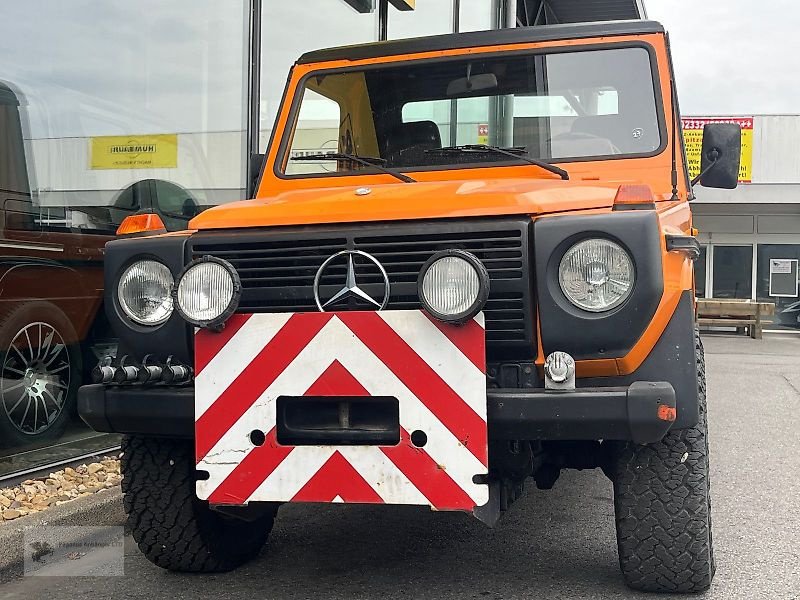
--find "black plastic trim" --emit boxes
[189,216,536,361]
[579,290,699,430]
[534,211,663,360]
[488,381,675,444]
[665,234,700,260]
[104,235,192,365]
[297,20,665,64]
[78,379,675,445]
[78,384,194,438]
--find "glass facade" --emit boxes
[0,0,509,477]
[757,244,800,328]
[0,0,250,475]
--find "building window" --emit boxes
[695,245,707,298]
[757,244,800,329]
[712,245,753,299]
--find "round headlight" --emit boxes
[118,260,174,326]
[418,250,490,323]
[174,256,240,328]
[558,238,634,312]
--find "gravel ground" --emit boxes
[0,334,798,599]
[0,458,121,522]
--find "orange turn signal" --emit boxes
[116,213,166,236]
[612,184,656,210]
[657,404,677,422]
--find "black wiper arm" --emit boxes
[290,152,416,183]
[428,144,569,180]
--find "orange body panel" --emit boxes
[185,31,695,378]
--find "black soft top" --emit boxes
[297,19,664,65]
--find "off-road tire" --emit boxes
[121,435,277,572]
[611,328,714,593]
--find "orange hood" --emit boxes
[190,178,623,230]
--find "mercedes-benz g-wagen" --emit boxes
[78,21,741,592]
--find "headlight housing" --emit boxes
[173,256,241,329]
[117,259,174,325]
[418,250,490,323]
[558,238,634,312]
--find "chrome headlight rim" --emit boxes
[557,237,635,313]
[117,258,175,326]
[417,249,490,324]
[172,255,241,329]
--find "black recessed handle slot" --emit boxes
[276,396,400,446]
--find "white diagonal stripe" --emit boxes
[195,312,292,419]
[245,446,335,502]
[337,447,430,505]
[377,310,486,418]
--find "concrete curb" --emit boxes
[0,486,124,582]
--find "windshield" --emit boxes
[281,45,663,177]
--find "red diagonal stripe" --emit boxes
[422,312,486,373]
[338,312,488,466]
[194,313,252,375]
[291,451,384,504]
[381,428,477,510]
[206,428,293,505]
[303,360,369,396]
[195,312,334,462]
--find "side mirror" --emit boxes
[697,123,741,189]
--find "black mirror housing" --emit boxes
[698,123,741,189]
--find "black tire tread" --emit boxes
[612,328,714,593]
[121,435,274,572]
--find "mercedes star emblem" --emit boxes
[313,250,390,311]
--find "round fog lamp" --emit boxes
[117,259,174,326]
[418,250,490,323]
[173,256,241,328]
[558,238,634,312]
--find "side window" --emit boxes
[0,102,37,232]
[285,89,341,175]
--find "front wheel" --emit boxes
[611,329,714,593]
[121,435,277,572]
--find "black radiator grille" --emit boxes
[189,218,535,360]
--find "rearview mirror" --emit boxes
[697,123,741,189]
[446,73,498,96]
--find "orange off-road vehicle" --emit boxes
[79,21,740,592]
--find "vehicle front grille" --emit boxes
[188,217,535,360]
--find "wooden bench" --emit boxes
[696,299,775,339]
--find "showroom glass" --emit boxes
[712,246,753,300]
[0,1,248,473]
[282,47,662,176]
[756,244,800,330]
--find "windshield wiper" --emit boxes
[290,152,416,183]
[426,144,569,180]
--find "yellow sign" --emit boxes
[91,134,177,170]
[681,117,753,183]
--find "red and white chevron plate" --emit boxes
[194,310,488,511]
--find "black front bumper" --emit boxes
[78,380,676,445]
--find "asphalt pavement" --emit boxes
[1,333,798,599]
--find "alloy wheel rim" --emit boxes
[1,322,70,435]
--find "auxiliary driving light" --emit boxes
[173,256,241,329]
[558,238,634,312]
[418,249,489,323]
